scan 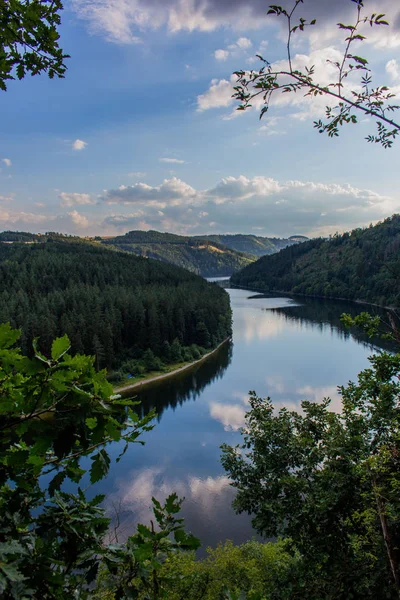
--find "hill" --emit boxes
[0,239,232,374]
[194,233,303,257]
[101,230,255,276]
[231,215,400,308]
[0,230,41,242]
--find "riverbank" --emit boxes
[229,283,398,312]
[114,337,231,394]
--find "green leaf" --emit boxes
[51,335,71,361]
[90,449,111,484]
[0,561,25,583]
[85,417,98,430]
[0,323,20,349]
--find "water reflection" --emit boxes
[105,467,246,549]
[270,296,395,353]
[99,288,393,550]
[130,341,233,421]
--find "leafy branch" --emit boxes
[233,0,400,147]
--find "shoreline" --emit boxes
[229,283,398,312]
[114,336,231,394]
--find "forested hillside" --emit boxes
[195,233,302,256]
[102,230,254,276]
[0,240,232,374]
[0,230,41,242]
[231,215,400,308]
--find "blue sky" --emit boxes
[1,0,400,237]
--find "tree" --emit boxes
[0,323,158,597]
[0,0,68,91]
[221,346,400,598]
[233,0,400,147]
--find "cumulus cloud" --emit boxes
[197,75,237,111]
[386,58,400,82]
[214,49,229,61]
[0,209,55,228]
[99,174,399,237]
[102,177,198,207]
[2,158,11,167]
[236,37,252,49]
[72,139,88,151]
[159,157,186,164]
[59,192,96,206]
[198,45,353,119]
[71,0,400,47]
[67,210,89,228]
[214,37,253,62]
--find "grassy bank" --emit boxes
[114,337,230,394]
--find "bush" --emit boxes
[159,540,296,600]
[190,344,201,360]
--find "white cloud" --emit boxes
[198,46,346,119]
[0,209,55,227]
[236,37,252,49]
[213,37,253,62]
[67,210,89,228]
[197,75,236,111]
[72,139,88,151]
[0,194,13,202]
[2,158,11,167]
[70,0,400,50]
[103,177,197,207]
[159,157,186,164]
[386,58,400,82]
[59,192,95,206]
[214,49,229,61]
[99,174,399,237]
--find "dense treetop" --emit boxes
[231,215,400,308]
[0,239,232,371]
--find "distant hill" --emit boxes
[102,230,256,277]
[0,229,308,278]
[0,230,41,242]
[194,234,303,257]
[231,215,400,308]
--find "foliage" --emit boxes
[221,348,400,598]
[96,494,200,600]
[231,214,400,308]
[0,323,157,597]
[0,323,203,599]
[0,0,68,91]
[0,238,232,369]
[154,539,296,600]
[233,0,400,147]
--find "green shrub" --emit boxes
[159,540,295,600]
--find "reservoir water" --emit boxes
[95,287,392,550]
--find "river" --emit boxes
[94,286,392,550]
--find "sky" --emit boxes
[1,0,400,238]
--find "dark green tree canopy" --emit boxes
[0,0,68,90]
